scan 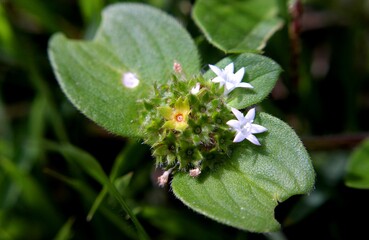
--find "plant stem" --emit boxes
[302,133,368,151]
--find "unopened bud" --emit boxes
[173,61,182,73]
[189,168,201,177]
[157,168,174,187]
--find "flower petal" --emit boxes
[162,120,176,129]
[233,67,245,84]
[231,108,245,122]
[211,76,225,84]
[158,106,172,120]
[226,120,241,130]
[233,131,246,143]
[191,83,200,94]
[237,82,254,89]
[224,62,234,74]
[176,122,189,132]
[251,124,268,134]
[209,64,222,76]
[225,81,235,90]
[246,134,261,145]
[175,97,190,112]
[223,87,235,96]
[245,108,255,122]
[223,88,230,96]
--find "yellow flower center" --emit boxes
[158,97,191,132]
[175,113,184,122]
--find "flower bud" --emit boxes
[140,74,234,175]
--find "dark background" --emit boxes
[1,0,369,239]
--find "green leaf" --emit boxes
[284,151,347,226]
[193,0,283,53]
[44,169,137,239]
[0,5,16,58]
[87,141,146,221]
[345,139,369,189]
[0,157,62,228]
[171,113,315,232]
[140,206,224,240]
[45,142,149,240]
[0,97,47,209]
[48,3,200,138]
[54,218,74,240]
[204,53,282,109]
[78,0,103,24]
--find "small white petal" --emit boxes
[233,131,246,142]
[246,134,261,145]
[225,81,235,91]
[245,108,256,122]
[226,120,241,130]
[231,108,245,122]
[209,64,222,76]
[122,72,139,88]
[209,62,253,95]
[224,86,237,96]
[223,88,231,96]
[190,82,201,94]
[224,63,234,74]
[237,82,254,89]
[233,67,245,84]
[251,124,268,134]
[228,107,267,145]
[211,76,225,84]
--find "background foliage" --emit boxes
[1,0,369,239]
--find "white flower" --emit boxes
[209,63,253,95]
[226,108,267,145]
[122,72,139,88]
[190,82,201,94]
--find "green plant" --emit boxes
[3,0,369,239]
[48,2,314,234]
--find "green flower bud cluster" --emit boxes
[140,74,235,174]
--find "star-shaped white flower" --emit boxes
[226,107,267,145]
[209,63,253,95]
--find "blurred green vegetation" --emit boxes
[0,0,369,239]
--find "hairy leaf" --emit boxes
[48,3,200,137]
[172,113,315,232]
[193,0,283,53]
[345,139,369,189]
